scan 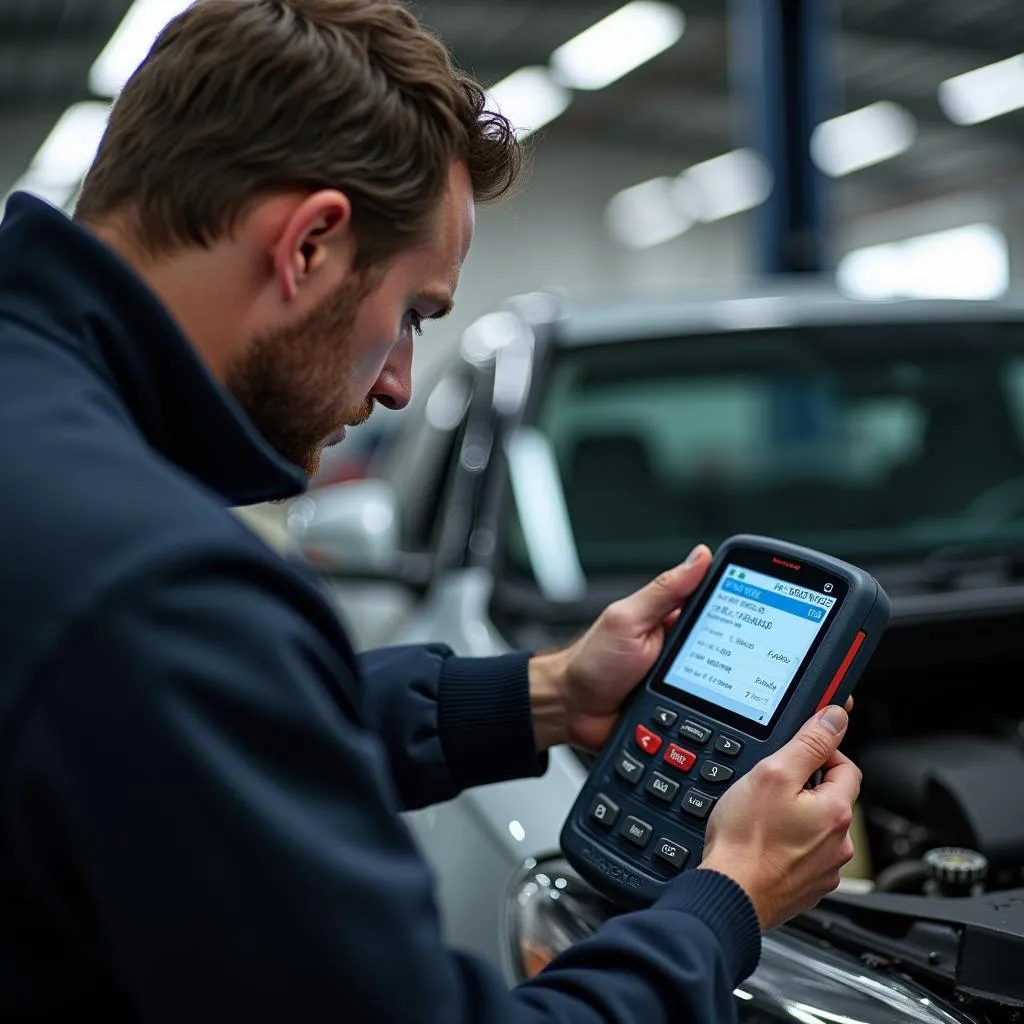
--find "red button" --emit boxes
[663,743,697,773]
[634,724,663,756]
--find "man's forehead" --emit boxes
[447,161,475,257]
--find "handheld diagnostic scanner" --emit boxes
[560,534,890,907]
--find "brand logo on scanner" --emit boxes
[771,557,802,571]
[581,845,642,888]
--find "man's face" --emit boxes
[227,163,475,477]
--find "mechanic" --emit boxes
[0,2,860,1021]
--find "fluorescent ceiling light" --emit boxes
[938,53,1024,125]
[606,175,696,249]
[810,101,916,177]
[90,0,195,97]
[836,223,1008,301]
[607,147,772,248]
[551,1,686,91]
[485,67,571,137]
[681,148,773,222]
[29,102,111,187]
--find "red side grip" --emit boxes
[816,631,866,711]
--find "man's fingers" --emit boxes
[774,705,849,783]
[815,750,862,806]
[622,546,711,628]
[844,696,854,713]
[819,746,855,773]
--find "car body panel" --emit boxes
[292,286,1024,1011]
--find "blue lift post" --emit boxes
[728,0,841,458]
[729,0,839,276]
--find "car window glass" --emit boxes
[379,371,472,551]
[504,325,1024,578]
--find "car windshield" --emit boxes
[505,319,1024,583]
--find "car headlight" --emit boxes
[500,856,625,983]
[503,857,975,1023]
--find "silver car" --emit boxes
[289,286,1024,1023]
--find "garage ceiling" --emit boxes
[2,0,1024,218]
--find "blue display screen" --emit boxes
[661,564,837,725]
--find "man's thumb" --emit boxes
[631,546,711,624]
[785,705,848,777]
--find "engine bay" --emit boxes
[496,574,1024,1016]
[794,603,1024,1021]
[547,595,1024,1019]
[844,604,1024,894]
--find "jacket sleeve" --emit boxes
[5,552,761,1024]
[357,645,547,810]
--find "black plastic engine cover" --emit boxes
[860,735,1024,876]
[807,887,1024,1008]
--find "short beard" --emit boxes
[226,278,373,479]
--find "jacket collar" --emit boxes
[0,193,307,506]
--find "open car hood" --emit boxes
[800,887,1024,1008]
[504,859,982,1022]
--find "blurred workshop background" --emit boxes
[4,0,1024,540]
[5,1,1024,375]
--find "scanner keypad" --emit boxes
[596,711,741,873]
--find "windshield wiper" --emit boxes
[912,542,1024,591]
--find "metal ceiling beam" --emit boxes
[0,15,117,49]
[0,90,94,115]
[733,0,837,274]
[549,121,726,162]
[841,7,1024,62]
[418,0,705,12]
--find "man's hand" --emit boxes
[528,545,713,752]
[699,705,860,932]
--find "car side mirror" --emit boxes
[287,479,411,580]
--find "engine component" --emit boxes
[860,735,1024,886]
[924,847,988,897]
[807,885,1024,1010]
[875,858,929,894]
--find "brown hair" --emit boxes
[75,0,523,268]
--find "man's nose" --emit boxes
[370,336,413,411]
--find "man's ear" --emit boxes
[273,189,354,303]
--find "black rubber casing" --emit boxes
[560,534,891,908]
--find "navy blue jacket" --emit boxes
[0,193,760,1022]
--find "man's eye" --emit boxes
[407,311,424,337]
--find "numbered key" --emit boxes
[714,735,743,757]
[699,760,734,785]
[588,793,620,828]
[653,706,678,729]
[620,815,653,849]
[644,771,680,803]
[680,788,715,820]
[653,837,690,871]
[614,751,644,785]
[678,720,711,745]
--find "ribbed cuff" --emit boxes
[437,653,548,790]
[654,869,762,984]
